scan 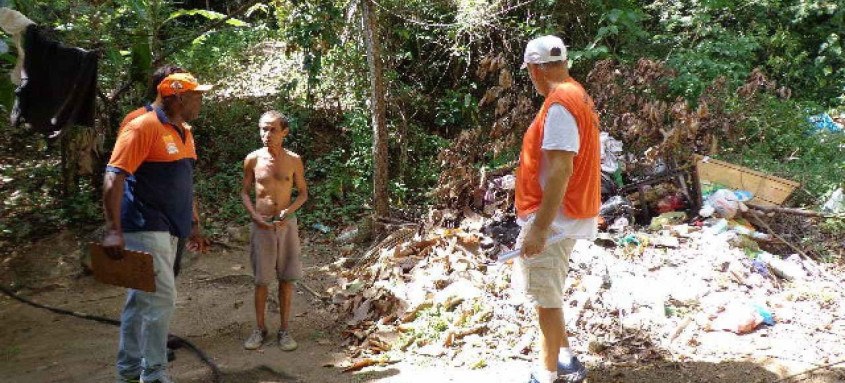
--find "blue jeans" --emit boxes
[116,232,178,381]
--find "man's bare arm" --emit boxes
[522,150,575,257]
[188,198,209,252]
[240,154,272,229]
[283,156,309,218]
[102,171,127,259]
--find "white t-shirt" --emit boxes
[517,103,598,240]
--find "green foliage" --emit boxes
[434,88,478,132]
[570,4,648,68]
[3,0,843,246]
[300,110,373,226]
[718,95,845,205]
[166,9,249,27]
[646,0,845,104]
[274,0,343,90]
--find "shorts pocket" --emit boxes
[525,257,557,295]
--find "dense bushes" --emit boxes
[0,0,842,243]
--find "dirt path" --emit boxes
[0,232,351,382]
[0,230,842,382]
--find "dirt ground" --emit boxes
[0,229,842,383]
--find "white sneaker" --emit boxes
[278,330,298,351]
[243,328,267,350]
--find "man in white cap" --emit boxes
[514,35,600,383]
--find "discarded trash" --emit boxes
[705,218,729,234]
[312,223,331,234]
[710,303,774,334]
[600,173,619,200]
[497,175,516,190]
[608,216,629,232]
[758,252,806,281]
[483,176,516,214]
[600,132,624,173]
[700,204,716,218]
[599,195,633,222]
[481,215,520,248]
[336,227,359,243]
[695,155,799,207]
[651,235,680,248]
[618,233,651,252]
[733,190,753,202]
[656,193,685,213]
[822,188,844,214]
[700,189,747,219]
[751,260,770,278]
[649,212,687,231]
[808,113,843,133]
[730,222,772,241]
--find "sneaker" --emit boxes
[116,376,141,383]
[278,330,298,351]
[166,335,183,350]
[243,328,267,350]
[141,376,175,383]
[557,356,587,383]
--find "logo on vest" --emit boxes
[163,135,179,155]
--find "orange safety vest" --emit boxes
[515,78,601,219]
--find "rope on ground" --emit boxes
[0,284,222,383]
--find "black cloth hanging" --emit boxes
[11,25,98,137]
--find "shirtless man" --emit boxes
[240,110,308,351]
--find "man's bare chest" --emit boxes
[255,157,293,184]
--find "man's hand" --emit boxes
[273,209,290,229]
[521,225,548,258]
[252,214,274,230]
[187,223,210,253]
[102,229,125,260]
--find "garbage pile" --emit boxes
[323,172,845,371]
[324,117,845,371]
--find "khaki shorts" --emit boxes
[250,217,302,285]
[513,229,577,309]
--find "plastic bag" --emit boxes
[700,189,747,219]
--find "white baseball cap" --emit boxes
[521,35,567,69]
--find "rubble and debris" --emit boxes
[600,132,624,174]
[332,110,841,372]
[323,190,843,372]
[708,303,774,335]
[822,188,844,214]
[700,189,748,219]
[312,222,331,234]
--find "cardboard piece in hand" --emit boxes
[89,243,156,292]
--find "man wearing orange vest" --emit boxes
[119,65,209,278]
[515,35,600,383]
[104,72,212,383]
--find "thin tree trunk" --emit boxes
[362,0,389,219]
[397,107,409,186]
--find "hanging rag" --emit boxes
[0,7,35,85]
[11,25,98,137]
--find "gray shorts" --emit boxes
[250,217,302,285]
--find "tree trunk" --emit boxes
[397,106,409,187]
[362,0,389,219]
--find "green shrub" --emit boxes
[718,95,845,206]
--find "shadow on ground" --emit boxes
[207,365,400,383]
[218,365,297,382]
[590,360,844,383]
